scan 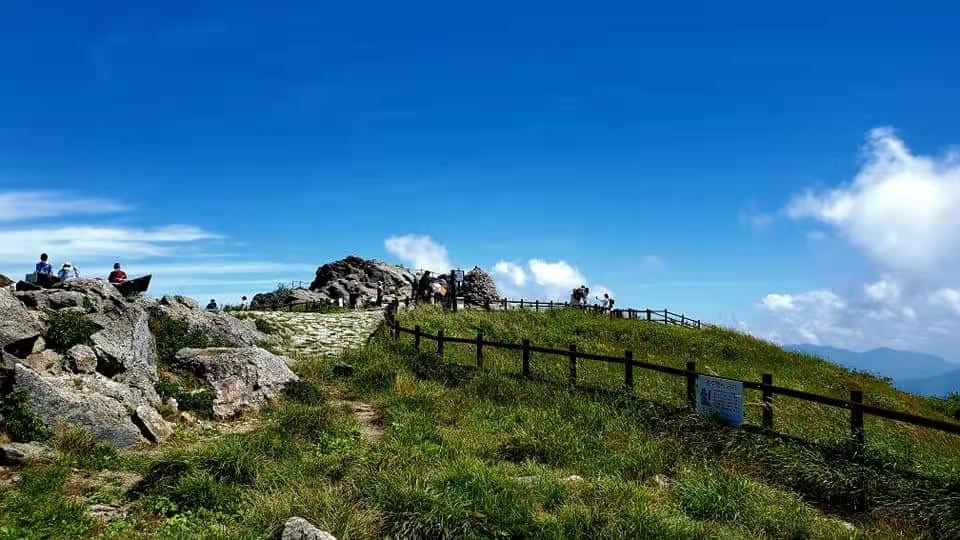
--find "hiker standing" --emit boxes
[348,284,361,310]
[240,296,249,310]
[376,280,385,307]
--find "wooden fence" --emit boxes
[490,298,704,329]
[390,322,960,446]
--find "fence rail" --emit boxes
[490,298,704,329]
[391,322,960,445]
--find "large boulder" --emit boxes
[150,296,264,347]
[0,274,13,289]
[460,266,500,306]
[88,303,159,403]
[309,256,415,304]
[173,347,297,419]
[0,287,44,359]
[13,364,152,447]
[282,517,337,540]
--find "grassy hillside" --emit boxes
[1,306,959,538]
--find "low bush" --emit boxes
[44,310,98,352]
[176,389,215,417]
[282,379,325,404]
[0,391,50,442]
[149,313,209,364]
[254,317,281,335]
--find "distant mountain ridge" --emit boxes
[785,344,960,397]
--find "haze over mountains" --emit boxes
[786,344,960,397]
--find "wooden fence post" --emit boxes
[476,331,484,368]
[484,299,491,311]
[568,344,577,385]
[686,361,697,408]
[762,373,774,430]
[520,299,524,309]
[414,325,421,352]
[437,329,445,358]
[522,339,530,378]
[646,309,652,321]
[535,300,539,311]
[624,350,634,390]
[850,390,865,449]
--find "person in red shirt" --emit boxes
[108,262,128,284]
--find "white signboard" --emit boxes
[696,375,744,427]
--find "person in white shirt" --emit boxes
[57,262,80,281]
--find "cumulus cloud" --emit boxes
[384,234,452,272]
[0,191,125,222]
[492,261,526,287]
[786,127,960,275]
[749,129,960,359]
[492,258,604,301]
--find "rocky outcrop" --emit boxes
[282,517,337,540]
[0,278,261,447]
[0,287,43,359]
[461,266,500,306]
[149,295,264,347]
[173,347,297,419]
[0,274,13,289]
[250,288,327,310]
[308,256,414,304]
[14,364,149,447]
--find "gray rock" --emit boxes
[0,274,13,288]
[13,364,147,447]
[0,442,54,465]
[461,266,500,307]
[89,304,159,403]
[159,295,199,310]
[22,349,65,375]
[308,256,415,305]
[333,362,354,376]
[87,504,123,522]
[0,287,43,358]
[133,404,174,443]
[67,344,98,374]
[30,337,46,354]
[149,298,264,348]
[173,347,298,419]
[281,517,337,540]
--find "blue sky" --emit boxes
[2,2,960,361]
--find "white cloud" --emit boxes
[0,225,219,261]
[0,191,125,222]
[930,288,960,315]
[760,293,796,311]
[492,261,526,287]
[864,276,901,304]
[786,127,960,275]
[528,259,585,289]
[384,234,452,272]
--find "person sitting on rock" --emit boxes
[206,299,218,310]
[35,253,53,277]
[240,296,248,310]
[57,261,80,281]
[108,262,128,284]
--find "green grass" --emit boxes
[2,305,958,538]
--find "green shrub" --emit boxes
[254,317,281,335]
[149,313,209,364]
[155,376,181,400]
[44,310,98,352]
[282,379,325,404]
[177,389,215,417]
[0,391,50,442]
